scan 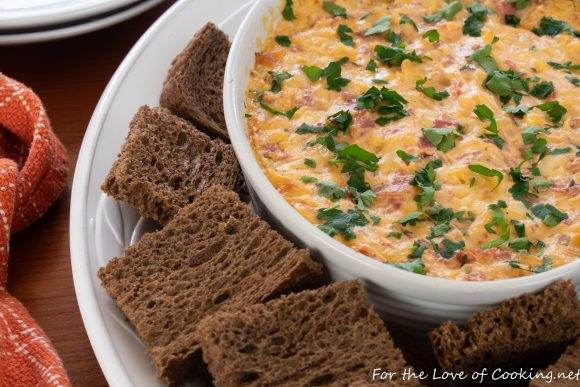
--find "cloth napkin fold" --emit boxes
[0,74,71,386]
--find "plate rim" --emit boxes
[69,1,252,385]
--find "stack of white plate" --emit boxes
[0,0,166,45]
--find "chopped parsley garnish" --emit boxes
[468,164,504,190]
[335,144,379,173]
[566,76,580,87]
[411,159,443,209]
[531,204,569,227]
[485,70,528,104]
[282,0,295,21]
[422,29,440,42]
[510,256,553,273]
[508,237,531,251]
[547,61,580,72]
[317,181,345,201]
[302,65,324,81]
[399,14,418,31]
[328,110,353,131]
[422,127,459,152]
[529,81,554,99]
[356,86,408,125]
[415,78,449,100]
[433,238,465,258]
[463,3,490,37]
[504,105,530,118]
[428,223,450,239]
[375,45,423,67]
[409,241,428,258]
[548,147,572,155]
[508,0,530,9]
[349,186,376,210]
[505,14,520,27]
[323,0,347,18]
[365,16,391,36]
[508,165,533,204]
[366,59,377,72]
[275,35,291,46]
[317,207,368,240]
[337,24,354,46]
[512,220,526,237]
[532,17,579,37]
[473,104,505,148]
[400,212,424,226]
[304,158,316,168]
[260,101,299,119]
[482,200,510,248]
[534,100,567,123]
[396,149,418,165]
[302,58,351,91]
[301,175,318,184]
[395,257,426,275]
[423,1,462,23]
[471,44,499,74]
[269,71,292,93]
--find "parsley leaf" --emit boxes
[302,65,324,82]
[422,29,440,42]
[349,187,376,210]
[534,101,567,123]
[269,71,292,93]
[468,164,504,190]
[531,204,568,227]
[529,81,554,99]
[409,241,428,258]
[548,147,572,155]
[474,104,505,148]
[423,1,463,23]
[400,212,425,226]
[275,35,291,46]
[337,24,354,46]
[366,59,377,72]
[396,149,418,165]
[260,101,299,119]
[433,238,465,258]
[510,256,553,273]
[317,181,345,201]
[566,76,580,87]
[328,110,353,131]
[482,200,510,248]
[365,16,391,36]
[532,17,579,37]
[317,207,368,240]
[504,105,530,118]
[399,14,418,31]
[356,86,408,125]
[463,3,490,37]
[416,78,449,100]
[547,61,580,72]
[508,166,533,204]
[301,175,318,184]
[422,127,460,152]
[508,0,530,9]
[323,1,347,18]
[395,257,426,275]
[471,44,499,74]
[335,144,379,172]
[512,220,526,237]
[304,158,316,168]
[505,14,520,27]
[508,237,531,251]
[324,57,350,91]
[375,45,423,67]
[282,0,295,21]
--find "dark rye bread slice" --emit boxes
[102,106,239,225]
[197,281,420,387]
[160,22,230,140]
[98,185,324,385]
[428,280,578,373]
[530,338,580,387]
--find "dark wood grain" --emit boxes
[1,2,176,385]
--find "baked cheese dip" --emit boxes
[244,0,579,280]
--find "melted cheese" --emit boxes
[245,0,580,280]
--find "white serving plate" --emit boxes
[224,0,580,327]
[0,0,139,29]
[0,0,165,45]
[70,1,253,385]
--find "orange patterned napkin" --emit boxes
[0,74,70,386]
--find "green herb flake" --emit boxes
[547,61,580,71]
[304,158,316,168]
[317,181,345,201]
[302,65,324,82]
[399,14,418,31]
[470,44,499,74]
[260,101,299,119]
[269,71,292,93]
[416,78,449,100]
[532,17,578,37]
[395,258,426,275]
[282,0,295,21]
[300,175,318,184]
[337,24,354,46]
[356,86,408,125]
[482,200,510,248]
[534,101,567,123]
[365,16,391,36]
[566,76,580,87]
[422,29,440,42]
[474,104,505,148]
[375,45,423,67]
[508,237,531,251]
[434,238,465,259]
[531,204,569,227]
[399,212,424,226]
[508,0,531,10]
[423,1,463,23]
[529,81,554,99]
[421,127,460,152]
[275,35,291,46]
[324,57,351,91]
[323,1,347,18]
[463,3,490,37]
[396,149,418,165]
[505,14,520,27]
[366,59,377,72]
[468,164,504,190]
[317,207,368,240]
[511,220,526,237]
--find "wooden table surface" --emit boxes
[1,2,176,385]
